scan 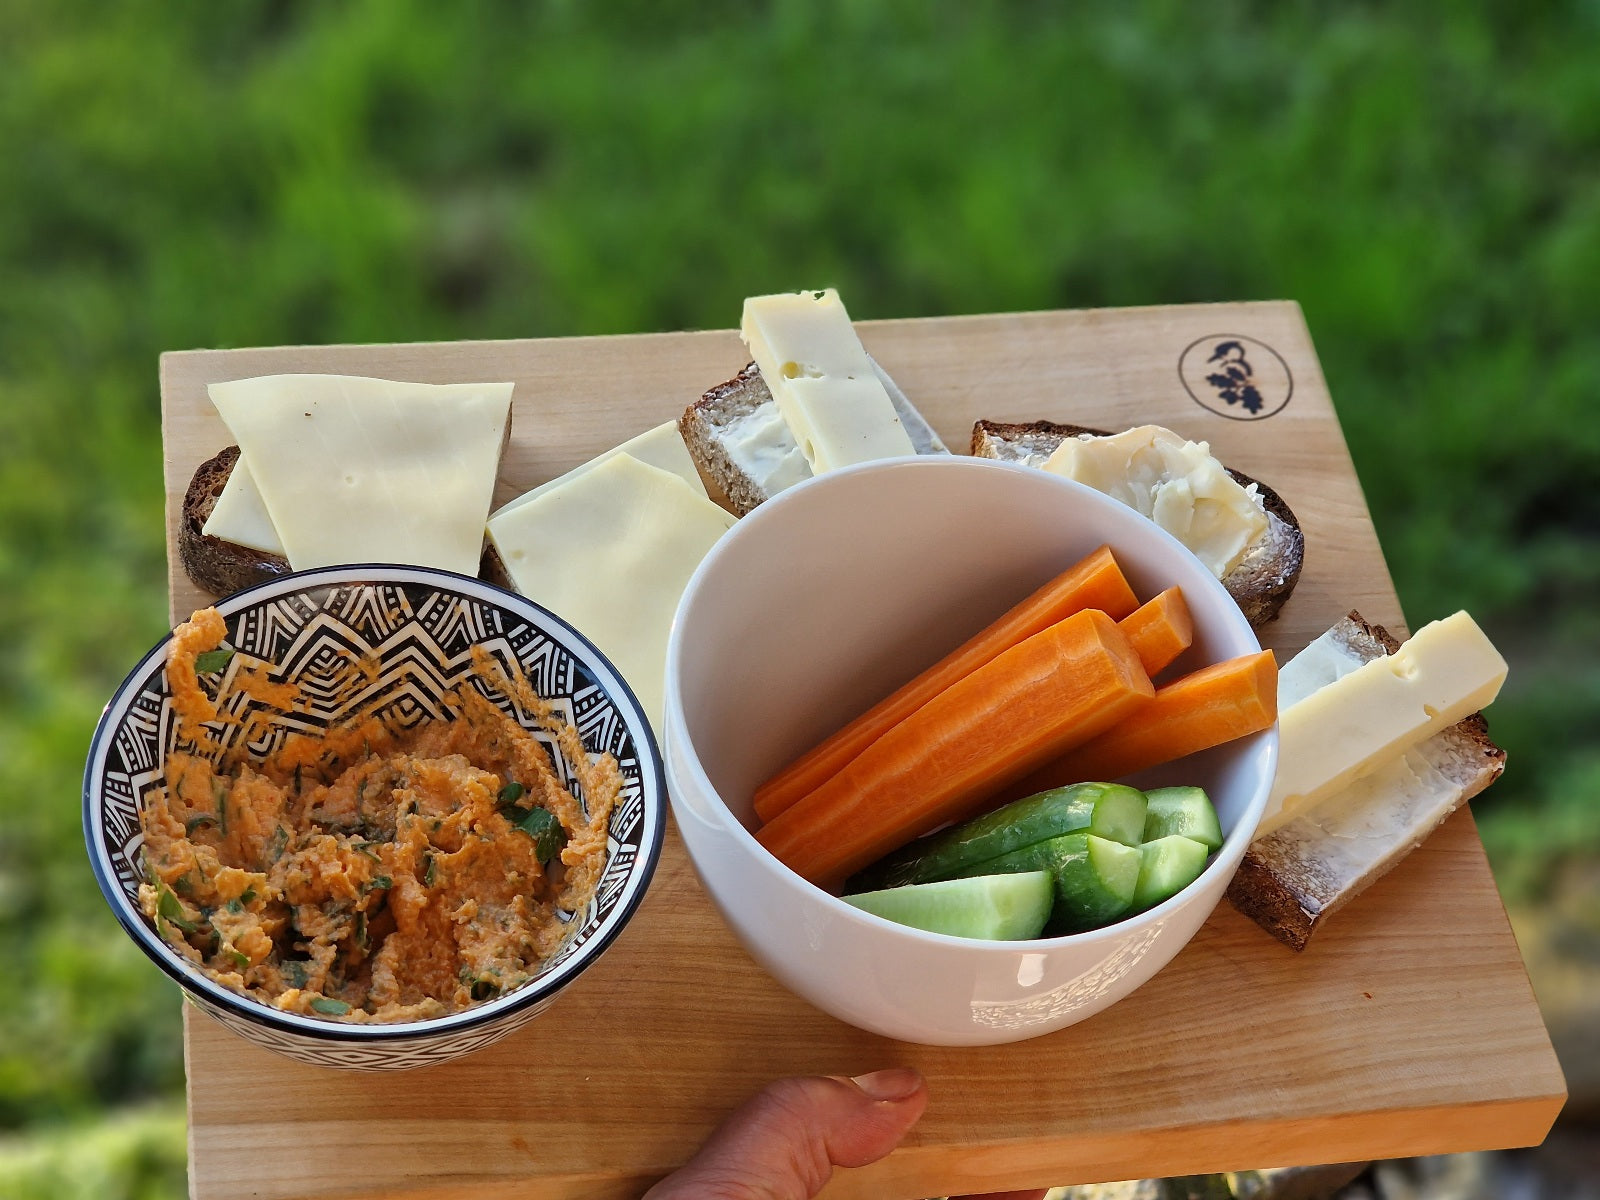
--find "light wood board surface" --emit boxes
[160,301,1565,1200]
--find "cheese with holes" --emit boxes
[486,453,736,729]
[202,455,284,555]
[1258,611,1506,835]
[207,374,513,575]
[492,421,706,520]
[740,290,915,473]
[1041,425,1268,578]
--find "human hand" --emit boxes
[643,1068,1048,1200]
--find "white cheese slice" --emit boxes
[485,453,736,729]
[740,290,916,473]
[1042,425,1269,579]
[1258,610,1507,836]
[491,421,707,520]
[201,455,284,556]
[207,374,513,576]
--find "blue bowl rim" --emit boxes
[82,562,668,1043]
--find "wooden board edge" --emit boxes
[196,1090,1567,1200]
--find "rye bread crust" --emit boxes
[178,446,292,599]
[969,419,1305,628]
[1226,612,1506,951]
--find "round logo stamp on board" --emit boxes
[1179,333,1293,421]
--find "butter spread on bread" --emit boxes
[1228,612,1506,950]
[207,374,513,576]
[740,289,917,473]
[1259,609,1507,837]
[486,453,735,730]
[1040,425,1268,579]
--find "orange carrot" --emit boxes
[1118,587,1193,678]
[1005,649,1278,796]
[751,545,1139,823]
[755,608,1155,888]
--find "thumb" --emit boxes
[644,1068,928,1200]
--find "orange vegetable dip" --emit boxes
[138,608,621,1024]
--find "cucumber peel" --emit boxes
[955,832,1141,935]
[841,871,1054,940]
[848,782,1147,891]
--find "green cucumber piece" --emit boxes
[955,832,1141,934]
[841,872,1054,940]
[1130,835,1211,912]
[848,782,1147,891]
[1141,786,1223,850]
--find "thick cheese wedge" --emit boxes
[201,455,284,556]
[740,290,916,473]
[207,374,514,575]
[1041,425,1269,579]
[1257,610,1507,837]
[491,421,707,519]
[486,454,736,729]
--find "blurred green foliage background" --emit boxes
[1,1,1596,1195]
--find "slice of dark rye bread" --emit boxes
[1226,611,1506,951]
[680,360,949,518]
[970,419,1305,628]
[178,445,293,598]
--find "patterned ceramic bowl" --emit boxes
[84,565,665,1071]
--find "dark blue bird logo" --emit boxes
[1202,341,1267,414]
[1179,334,1292,420]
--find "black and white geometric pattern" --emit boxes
[84,565,665,1071]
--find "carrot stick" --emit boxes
[1004,649,1278,796]
[755,608,1155,888]
[1118,587,1193,678]
[751,545,1139,824]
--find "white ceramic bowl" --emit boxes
[663,456,1276,1046]
[85,565,666,1070]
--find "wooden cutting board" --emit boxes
[160,301,1565,1200]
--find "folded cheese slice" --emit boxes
[486,454,736,730]
[1257,610,1507,837]
[207,374,514,576]
[202,454,284,556]
[740,290,916,473]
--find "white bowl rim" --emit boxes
[663,454,1278,952]
[83,562,667,1042]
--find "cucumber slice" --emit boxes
[1130,835,1211,912]
[849,782,1147,891]
[956,833,1141,934]
[841,872,1054,940]
[1142,786,1223,850]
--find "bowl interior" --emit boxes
[670,456,1272,849]
[85,565,665,1039]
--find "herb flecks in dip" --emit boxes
[138,608,621,1024]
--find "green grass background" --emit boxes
[1,1,1596,1193]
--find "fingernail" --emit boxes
[850,1067,923,1102]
